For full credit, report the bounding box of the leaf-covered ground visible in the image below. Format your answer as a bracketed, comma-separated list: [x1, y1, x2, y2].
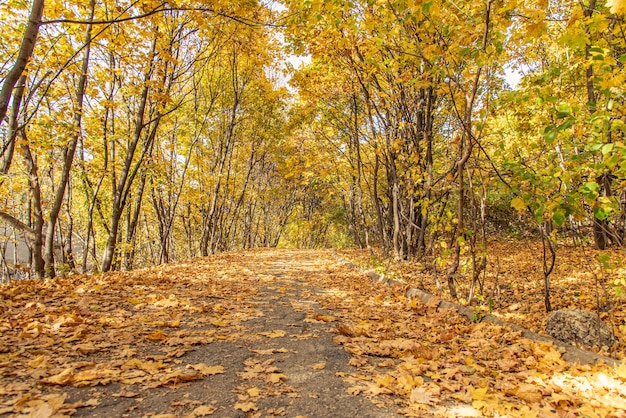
[1, 249, 625, 417]
[338, 239, 626, 361]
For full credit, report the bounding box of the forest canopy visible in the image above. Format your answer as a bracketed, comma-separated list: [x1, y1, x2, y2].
[1, 0, 626, 302]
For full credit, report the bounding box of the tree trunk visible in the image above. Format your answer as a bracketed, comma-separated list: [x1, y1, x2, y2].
[0, 76, 26, 175]
[19, 136, 45, 278]
[0, 0, 44, 127]
[101, 37, 157, 272]
[43, 0, 95, 277]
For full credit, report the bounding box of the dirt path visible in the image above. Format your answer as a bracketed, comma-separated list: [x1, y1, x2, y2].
[1, 249, 625, 417]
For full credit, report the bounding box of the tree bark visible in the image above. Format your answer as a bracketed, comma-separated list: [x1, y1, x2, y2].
[101, 37, 157, 272]
[0, 0, 44, 126]
[43, 0, 95, 277]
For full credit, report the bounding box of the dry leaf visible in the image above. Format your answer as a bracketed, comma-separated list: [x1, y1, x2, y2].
[313, 313, 336, 322]
[509, 383, 543, 403]
[268, 373, 286, 383]
[425, 296, 441, 309]
[311, 361, 326, 370]
[43, 368, 74, 385]
[188, 364, 225, 376]
[259, 330, 286, 338]
[74, 342, 98, 355]
[409, 387, 438, 405]
[29, 403, 54, 418]
[28, 355, 49, 369]
[247, 387, 261, 397]
[234, 402, 258, 412]
[186, 405, 217, 417]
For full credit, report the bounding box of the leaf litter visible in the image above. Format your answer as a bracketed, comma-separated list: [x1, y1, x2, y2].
[0, 248, 624, 417]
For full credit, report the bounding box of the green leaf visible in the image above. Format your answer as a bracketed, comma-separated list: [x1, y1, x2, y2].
[556, 104, 571, 118]
[543, 126, 557, 144]
[593, 206, 609, 221]
[553, 210, 565, 226]
[601, 143, 614, 155]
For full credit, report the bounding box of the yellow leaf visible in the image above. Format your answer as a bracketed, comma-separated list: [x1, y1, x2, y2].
[30, 393, 68, 418]
[210, 319, 229, 327]
[43, 368, 74, 385]
[375, 374, 395, 389]
[425, 296, 441, 309]
[234, 402, 258, 412]
[312, 361, 326, 370]
[607, 0, 626, 14]
[247, 387, 261, 397]
[313, 313, 336, 322]
[268, 373, 286, 383]
[346, 386, 363, 395]
[511, 197, 527, 212]
[187, 405, 216, 417]
[28, 355, 49, 368]
[74, 370, 100, 382]
[469, 386, 488, 401]
[410, 387, 438, 405]
[29, 403, 54, 418]
[251, 347, 289, 355]
[147, 330, 167, 341]
[260, 330, 286, 338]
[74, 342, 98, 355]
[614, 363, 626, 380]
[188, 364, 224, 376]
[511, 383, 543, 403]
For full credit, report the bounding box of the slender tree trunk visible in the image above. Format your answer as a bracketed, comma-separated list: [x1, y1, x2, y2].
[445, 0, 492, 298]
[19, 136, 44, 278]
[43, 0, 95, 277]
[0, 76, 26, 176]
[123, 173, 147, 270]
[0, 0, 44, 126]
[101, 38, 157, 272]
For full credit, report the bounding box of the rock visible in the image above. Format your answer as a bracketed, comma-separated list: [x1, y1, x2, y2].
[546, 309, 615, 348]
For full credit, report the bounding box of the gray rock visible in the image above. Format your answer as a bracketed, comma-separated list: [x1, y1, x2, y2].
[546, 309, 616, 348]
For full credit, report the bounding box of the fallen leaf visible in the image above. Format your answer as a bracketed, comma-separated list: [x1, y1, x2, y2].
[410, 387, 438, 405]
[268, 373, 286, 383]
[186, 405, 216, 417]
[259, 330, 286, 338]
[312, 361, 326, 370]
[508, 383, 543, 403]
[425, 296, 441, 309]
[43, 368, 74, 385]
[188, 364, 225, 376]
[346, 386, 364, 395]
[28, 355, 49, 369]
[247, 387, 261, 397]
[250, 348, 289, 355]
[313, 313, 336, 322]
[146, 330, 167, 341]
[30, 403, 54, 418]
[210, 318, 229, 327]
[469, 386, 488, 401]
[74, 342, 98, 355]
[234, 402, 257, 412]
